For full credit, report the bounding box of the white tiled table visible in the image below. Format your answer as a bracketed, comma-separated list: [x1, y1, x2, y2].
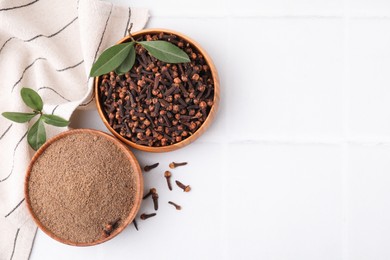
[31, 0, 390, 259]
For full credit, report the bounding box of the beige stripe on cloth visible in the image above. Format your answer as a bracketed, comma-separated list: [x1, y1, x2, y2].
[0, 0, 148, 259]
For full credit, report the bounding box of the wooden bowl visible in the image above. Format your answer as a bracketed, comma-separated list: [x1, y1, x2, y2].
[95, 28, 220, 152]
[24, 129, 143, 246]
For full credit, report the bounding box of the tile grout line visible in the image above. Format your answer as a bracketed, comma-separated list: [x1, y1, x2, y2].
[219, 15, 232, 259]
[217, 9, 233, 257]
[341, 143, 350, 260]
[341, 0, 351, 258]
[151, 12, 390, 19]
[220, 141, 229, 259]
[197, 137, 390, 146]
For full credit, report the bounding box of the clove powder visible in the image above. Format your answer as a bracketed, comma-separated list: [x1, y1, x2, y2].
[28, 132, 138, 244]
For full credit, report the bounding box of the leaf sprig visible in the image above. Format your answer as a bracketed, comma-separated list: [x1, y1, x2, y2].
[90, 36, 190, 77]
[2, 88, 69, 150]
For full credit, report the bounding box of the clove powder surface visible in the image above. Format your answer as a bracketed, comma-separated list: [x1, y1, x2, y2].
[28, 132, 138, 244]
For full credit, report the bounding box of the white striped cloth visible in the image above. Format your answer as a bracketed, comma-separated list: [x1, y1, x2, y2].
[0, 0, 148, 259]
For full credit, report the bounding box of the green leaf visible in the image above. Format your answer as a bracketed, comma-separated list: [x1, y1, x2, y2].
[21, 88, 43, 111]
[90, 42, 134, 77]
[42, 114, 69, 127]
[138, 41, 190, 63]
[2, 112, 37, 123]
[28, 118, 46, 151]
[115, 44, 136, 75]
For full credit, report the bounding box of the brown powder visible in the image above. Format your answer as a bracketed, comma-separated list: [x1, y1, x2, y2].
[28, 132, 137, 244]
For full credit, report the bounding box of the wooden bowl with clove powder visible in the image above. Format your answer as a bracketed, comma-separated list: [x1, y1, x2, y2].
[95, 28, 220, 153]
[24, 129, 143, 246]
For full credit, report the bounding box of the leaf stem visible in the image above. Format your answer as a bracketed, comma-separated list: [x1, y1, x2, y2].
[127, 23, 136, 42]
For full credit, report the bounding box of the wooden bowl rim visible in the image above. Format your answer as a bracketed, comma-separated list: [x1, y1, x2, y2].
[95, 28, 220, 153]
[24, 128, 143, 246]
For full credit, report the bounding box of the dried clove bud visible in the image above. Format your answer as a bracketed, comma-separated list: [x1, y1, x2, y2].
[168, 201, 182, 210]
[175, 180, 191, 192]
[143, 188, 157, 200]
[140, 213, 157, 220]
[152, 191, 159, 210]
[102, 218, 120, 238]
[143, 162, 159, 172]
[133, 219, 139, 231]
[169, 162, 188, 169]
[164, 171, 172, 190]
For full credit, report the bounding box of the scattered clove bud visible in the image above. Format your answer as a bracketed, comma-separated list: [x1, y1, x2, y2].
[133, 219, 139, 231]
[168, 201, 182, 210]
[169, 162, 188, 169]
[102, 218, 120, 238]
[164, 171, 172, 190]
[152, 191, 159, 210]
[175, 180, 191, 192]
[143, 188, 157, 200]
[140, 213, 157, 220]
[143, 162, 159, 172]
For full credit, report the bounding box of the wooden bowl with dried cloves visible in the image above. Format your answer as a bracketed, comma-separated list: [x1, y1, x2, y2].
[94, 28, 220, 152]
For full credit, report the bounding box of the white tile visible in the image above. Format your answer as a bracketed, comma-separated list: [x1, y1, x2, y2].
[69, 107, 108, 132]
[108, 0, 228, 17]
[226, 18, 344, 140]
[227, 0, 342, 15]
[347, 145, 390, 260]
[110, 0, 343, 16]
[225, 143, 343, 260]
[350, 0, 390, 16]
[348, 19, 390, 138]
